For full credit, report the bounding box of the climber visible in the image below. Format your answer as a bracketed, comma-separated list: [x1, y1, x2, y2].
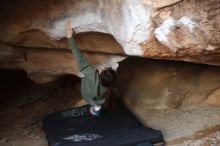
[65, 19, 116, 116]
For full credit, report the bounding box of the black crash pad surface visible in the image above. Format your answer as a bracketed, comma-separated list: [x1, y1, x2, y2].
[43, 105, 163, 146]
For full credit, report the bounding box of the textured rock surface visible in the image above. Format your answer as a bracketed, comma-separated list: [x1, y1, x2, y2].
[117, 57, 220, 110]
[116, 57, 220, 142]
[0, 0, 219, 83]
[0, 32, 125, 83]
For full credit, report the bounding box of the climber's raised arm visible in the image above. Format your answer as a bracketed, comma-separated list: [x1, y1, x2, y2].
[65, 19, 93, 74]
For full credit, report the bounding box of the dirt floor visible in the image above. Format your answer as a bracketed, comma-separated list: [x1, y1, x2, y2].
[0, 97, 85, 146]
[0, 71, 82, 146]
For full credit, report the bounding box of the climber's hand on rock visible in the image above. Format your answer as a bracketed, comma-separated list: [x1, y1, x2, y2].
[65, 19, 74, 38]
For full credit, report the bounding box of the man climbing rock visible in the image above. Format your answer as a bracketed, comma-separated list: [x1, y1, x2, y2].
[65, 19, 116, 116]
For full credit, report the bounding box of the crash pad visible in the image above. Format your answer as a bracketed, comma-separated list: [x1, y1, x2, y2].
[43, 105, 163, 146]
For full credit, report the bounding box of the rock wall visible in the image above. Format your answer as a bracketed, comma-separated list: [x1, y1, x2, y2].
[116, 57, 220, 142]
[0, 0, 219, 83]
[0, 32, 125, 83]
[117, 57, 220, 110]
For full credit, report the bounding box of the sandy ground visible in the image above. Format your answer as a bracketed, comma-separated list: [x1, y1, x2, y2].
[0, 97, 82, 146]
[0, 73, 82, 146]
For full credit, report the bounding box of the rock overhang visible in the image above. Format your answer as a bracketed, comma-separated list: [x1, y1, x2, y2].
[0, 0, 219, 83]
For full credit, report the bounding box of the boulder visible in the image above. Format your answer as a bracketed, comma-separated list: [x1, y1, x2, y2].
[116, 57, 220, 142]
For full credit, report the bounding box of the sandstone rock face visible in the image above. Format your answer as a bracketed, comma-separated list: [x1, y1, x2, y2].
[0, 0, 219, 83]
[116, 57, 220, 142]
